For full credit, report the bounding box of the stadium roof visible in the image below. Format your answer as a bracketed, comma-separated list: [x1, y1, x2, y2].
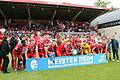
[0, 0, 111, 22]
[91, 9, 120, 25]
[90, 9, 120, 28]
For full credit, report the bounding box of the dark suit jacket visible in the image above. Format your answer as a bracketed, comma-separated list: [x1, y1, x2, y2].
[111, 39, 119, 50]
[9, 37, 18, 51]
[1, 40, 11, 56]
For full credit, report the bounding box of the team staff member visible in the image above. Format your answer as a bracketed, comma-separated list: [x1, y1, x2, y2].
[111, 36, 119, 62]
[0, 34, 4, 70]
[9, 36, 18, 70]
[1, 35, 11, 73]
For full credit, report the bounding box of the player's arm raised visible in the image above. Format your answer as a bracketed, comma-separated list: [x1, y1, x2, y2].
[36, 45, 39, 58]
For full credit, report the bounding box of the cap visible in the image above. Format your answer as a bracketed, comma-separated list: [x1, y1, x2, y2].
[0, 29, 6, 34]
[0, 34, 3, 39]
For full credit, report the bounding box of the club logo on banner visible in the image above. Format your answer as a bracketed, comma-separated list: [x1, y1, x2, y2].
[98, 55, 105, 63]
[30, 60, 38, 70]
[26, 54, 106, 72]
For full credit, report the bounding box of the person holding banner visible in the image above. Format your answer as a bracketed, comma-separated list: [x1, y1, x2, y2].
[45, 41, 57, 63]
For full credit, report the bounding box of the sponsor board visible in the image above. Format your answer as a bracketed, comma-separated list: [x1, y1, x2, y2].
[26, 54, 106, 72]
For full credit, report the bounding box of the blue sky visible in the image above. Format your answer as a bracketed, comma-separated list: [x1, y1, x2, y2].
[38, 0, 120, 8]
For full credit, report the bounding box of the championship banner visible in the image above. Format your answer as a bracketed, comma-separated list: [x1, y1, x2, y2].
[26, 54, 106, 72]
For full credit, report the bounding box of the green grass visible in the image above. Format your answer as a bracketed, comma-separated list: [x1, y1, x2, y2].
[0, 55, 120, 80]
[0, 60, 120, 80]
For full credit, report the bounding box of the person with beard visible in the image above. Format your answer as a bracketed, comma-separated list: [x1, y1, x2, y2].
[1, 35, 11, 73]
[111, 36, 119, 62]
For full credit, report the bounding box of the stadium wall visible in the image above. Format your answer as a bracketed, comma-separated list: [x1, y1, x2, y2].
[99, 25, 120, 36]
[98, 25, 120, 41]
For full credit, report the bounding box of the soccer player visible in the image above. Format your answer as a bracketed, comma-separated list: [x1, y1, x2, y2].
[64, 41, 72, 56]
[90, 39, 98, 54]
[82, 40, 91, 55]
[45, 41, 57, 62]
[38, 42, 45, 58]
[12, 42, 25, 71]
[56, 36, 66, 56]
[76, 42, 83, 55]
[25, 40, 39, 60]
[102, 36, 108, 61]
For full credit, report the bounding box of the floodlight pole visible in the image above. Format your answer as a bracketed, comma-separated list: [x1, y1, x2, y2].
[71, 8, 84, 22]
[0, 8, 8, 26]
[27, 3, 32, 26]
[51, 10, 57, 25]
[51, 6, 59, 25]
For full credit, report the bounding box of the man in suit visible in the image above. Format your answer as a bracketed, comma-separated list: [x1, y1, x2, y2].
[111, 36, 119, 62]
[1, 35, 11, 73]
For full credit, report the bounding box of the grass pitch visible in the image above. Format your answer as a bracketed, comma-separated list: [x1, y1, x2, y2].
[0, 56, 120, 80]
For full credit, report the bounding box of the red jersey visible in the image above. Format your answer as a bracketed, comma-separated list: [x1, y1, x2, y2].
[35, 36, 41, 45]
[14, 44, 24, 54]
[38, 43, 45, 52]
[56, 42, 66, 56]
[57, 42, 66, 51]
[27, 45, 36, 54]
[71, 39, 77, 49]
[65, 43, 72, 52]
